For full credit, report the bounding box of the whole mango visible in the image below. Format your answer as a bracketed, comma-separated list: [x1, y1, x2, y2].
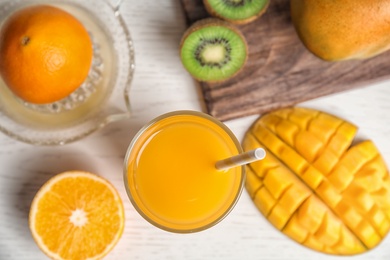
[244, 107, 390, 255]
[290, 0, 390, 61]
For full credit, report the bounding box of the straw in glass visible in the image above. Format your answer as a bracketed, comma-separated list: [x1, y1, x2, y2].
[215, 148, 266, 171]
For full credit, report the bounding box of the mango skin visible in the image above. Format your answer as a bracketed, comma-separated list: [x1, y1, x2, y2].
[290, 0, 390, 61]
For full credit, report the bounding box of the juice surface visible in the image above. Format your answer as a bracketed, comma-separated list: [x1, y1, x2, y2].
[126, 113, 243, 231]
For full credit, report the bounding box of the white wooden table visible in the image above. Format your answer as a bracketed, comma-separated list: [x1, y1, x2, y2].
[1, 0, 390, 259]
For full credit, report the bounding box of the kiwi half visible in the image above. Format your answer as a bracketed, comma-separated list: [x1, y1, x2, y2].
[203, 0, 269, 24]
[180, 18, 248, 83]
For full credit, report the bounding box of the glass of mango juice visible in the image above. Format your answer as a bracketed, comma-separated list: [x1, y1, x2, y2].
[124, 110, 245, 233]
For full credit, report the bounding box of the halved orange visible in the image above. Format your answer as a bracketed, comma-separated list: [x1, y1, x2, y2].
[29, 171, 124, 260]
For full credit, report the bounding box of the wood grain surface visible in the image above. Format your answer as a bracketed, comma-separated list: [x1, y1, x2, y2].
[180, 0, 390, 121]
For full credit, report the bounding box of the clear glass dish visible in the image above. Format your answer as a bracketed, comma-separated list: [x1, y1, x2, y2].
[0, 0, 135, 145]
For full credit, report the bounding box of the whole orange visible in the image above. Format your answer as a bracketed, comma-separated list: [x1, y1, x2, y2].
[0, 5, 93, 104]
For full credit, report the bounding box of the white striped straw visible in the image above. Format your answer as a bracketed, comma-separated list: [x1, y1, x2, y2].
[215, 148, 266, 171]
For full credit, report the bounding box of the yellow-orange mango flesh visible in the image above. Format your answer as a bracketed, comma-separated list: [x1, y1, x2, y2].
[243, 107, 390, 255]
[290, 0, 390, 61]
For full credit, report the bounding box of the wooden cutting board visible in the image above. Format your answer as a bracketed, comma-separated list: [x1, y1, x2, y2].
[180, 0, 390, 121]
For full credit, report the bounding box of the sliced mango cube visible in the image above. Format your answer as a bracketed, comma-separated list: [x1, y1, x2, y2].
[327, 122, 357, 157]
[303, 235, 325, 252]
[316, 180, 342, 209]
[331, 228, 365, 255]
[268, 204, 293, 230]
[368, 205, 386, 231]
[327, 164, 354, 191]
[286, 107, 319, 129]
[253, 187, 277, 216]
[263, 168, 293, 199]
[334, 200, 363, 230]
[297, 196, 326, 233]
[245, 167, 263, 199]
[313, 213, 341, 247]
[354, 220, 381, 249]
[301, 166, 324, 189]
[283, 213, 309, 243]
[275, 118, 300, 147]
[278, 185, 311, 216]
[313, 148, 340, 175]
[343, 183, 375, 212]
[308, 113, 342, 143]
[295, 131, 324, 163]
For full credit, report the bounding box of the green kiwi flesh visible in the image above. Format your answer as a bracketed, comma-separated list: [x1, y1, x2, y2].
[204, 0, 269, 24]
[180, 19, 247, 82]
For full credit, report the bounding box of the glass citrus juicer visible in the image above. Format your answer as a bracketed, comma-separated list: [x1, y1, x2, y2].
[0, 0, 135, 145]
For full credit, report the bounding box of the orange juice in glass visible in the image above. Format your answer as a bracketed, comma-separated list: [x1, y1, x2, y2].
[124, 110, 245, 233]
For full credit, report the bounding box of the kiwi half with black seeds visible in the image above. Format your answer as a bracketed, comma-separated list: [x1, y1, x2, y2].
[203, 0, 269, 24]
[180, 18, 248, 82]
